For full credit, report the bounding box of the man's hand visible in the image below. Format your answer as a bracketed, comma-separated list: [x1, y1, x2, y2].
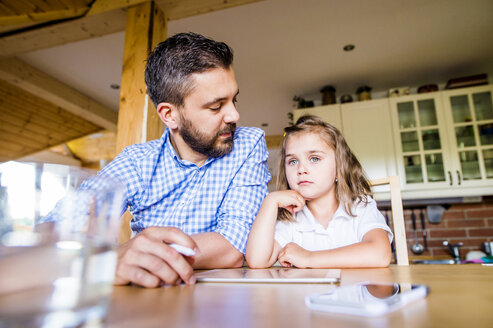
[278, 242, 311, 268]
[114, 227, 199, 288]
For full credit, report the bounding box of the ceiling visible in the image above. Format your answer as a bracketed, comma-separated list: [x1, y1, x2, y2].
[0, 0, 261, 163]
[2, 0, 493, 163]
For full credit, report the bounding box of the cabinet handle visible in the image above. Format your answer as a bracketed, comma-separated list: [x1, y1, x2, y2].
[456, 170, 462, 185]
[448, 171, 453, 185]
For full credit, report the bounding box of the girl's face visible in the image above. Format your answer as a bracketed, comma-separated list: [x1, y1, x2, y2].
[284, 132, 337, 201]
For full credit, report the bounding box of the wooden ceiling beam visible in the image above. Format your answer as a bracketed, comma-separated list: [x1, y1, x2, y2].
[0, 0, 93, 33]
[66, 131, 117, 163]
[0, 6, 88, 28]
[0, 58, 118, 131]
[86, 0, 150, 15]
[0, 78, 102, 162]
[154, 0, 263, 20]
[0, 8, 127, 58]
[0, 0, 264, 57]
[18, 149, 82, 167]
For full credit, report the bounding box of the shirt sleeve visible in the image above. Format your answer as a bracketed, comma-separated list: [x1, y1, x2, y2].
[82, 148, 144, 216]
[356, 199, 394, 244]
[214, 134, 271, 254]
[38, 147, 143, 224]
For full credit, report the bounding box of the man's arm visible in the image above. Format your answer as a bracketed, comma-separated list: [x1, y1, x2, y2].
[191, 232, 244, 268]
[209, 129, 271, 266]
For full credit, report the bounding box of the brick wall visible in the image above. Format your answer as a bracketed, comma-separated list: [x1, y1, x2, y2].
[382, 196, 493, 260]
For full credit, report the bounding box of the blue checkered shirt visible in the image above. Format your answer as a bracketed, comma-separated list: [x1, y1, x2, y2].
[82, 127, 270, 253]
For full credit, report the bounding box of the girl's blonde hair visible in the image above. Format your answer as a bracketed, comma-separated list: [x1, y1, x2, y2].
[277, 115, 372, 221]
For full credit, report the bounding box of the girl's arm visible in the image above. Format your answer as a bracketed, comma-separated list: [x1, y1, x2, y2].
[245, 190, 305, 268]
[278, 228, 391, 268]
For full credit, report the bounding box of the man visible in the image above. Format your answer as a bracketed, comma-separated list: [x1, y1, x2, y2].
[81, 33, 270, 287]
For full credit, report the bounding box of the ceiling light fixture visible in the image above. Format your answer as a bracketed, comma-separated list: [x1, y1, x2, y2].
[343, 44, 355, 52]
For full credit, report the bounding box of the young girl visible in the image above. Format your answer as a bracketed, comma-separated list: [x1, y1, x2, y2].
[246, 115, 392, 268]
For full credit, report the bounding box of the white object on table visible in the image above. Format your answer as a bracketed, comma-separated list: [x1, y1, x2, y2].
[169, 243, 196, 256]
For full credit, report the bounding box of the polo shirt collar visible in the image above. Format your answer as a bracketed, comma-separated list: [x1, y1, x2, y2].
[296, 203, 352, 233]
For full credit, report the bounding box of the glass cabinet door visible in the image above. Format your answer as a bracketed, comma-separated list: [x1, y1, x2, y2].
[395, 98, 447, 184]
[448, 89, 493, 182]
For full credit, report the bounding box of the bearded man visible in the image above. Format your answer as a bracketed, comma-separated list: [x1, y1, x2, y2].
[80, 32, 270, 287]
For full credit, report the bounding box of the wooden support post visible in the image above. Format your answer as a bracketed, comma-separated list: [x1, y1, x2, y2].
[116, 1, 166, 153]
[117, 1, 167, 243]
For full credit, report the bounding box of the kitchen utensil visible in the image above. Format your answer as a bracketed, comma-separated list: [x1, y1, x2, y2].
[419, 209, 428, 251]
[482, 241, 493, 256]
[426, 205, 445, 224]
[411, 210, 424, 255]
[443, 241, 462, 262]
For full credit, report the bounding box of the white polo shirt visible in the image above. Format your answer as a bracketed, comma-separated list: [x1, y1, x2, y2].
[274, 198, 393, 251]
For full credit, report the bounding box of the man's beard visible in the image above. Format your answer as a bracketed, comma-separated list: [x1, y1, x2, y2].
[178, 115, 236, 158]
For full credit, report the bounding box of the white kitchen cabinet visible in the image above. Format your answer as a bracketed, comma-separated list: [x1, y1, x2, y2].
[389, 92, 452, 189]
[390, 85, 493, 198]
[291, 84, 493, 200]
[341, 99, 397, 183]
[441, 85, 493, 187]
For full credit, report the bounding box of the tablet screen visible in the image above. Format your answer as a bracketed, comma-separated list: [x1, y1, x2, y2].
[195, 268, 340, 283]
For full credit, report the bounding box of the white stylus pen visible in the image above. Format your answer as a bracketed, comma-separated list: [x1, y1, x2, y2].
[169, 243, 196, 256]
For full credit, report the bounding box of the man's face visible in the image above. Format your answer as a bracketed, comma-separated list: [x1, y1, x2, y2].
[177, 67, 240, 158]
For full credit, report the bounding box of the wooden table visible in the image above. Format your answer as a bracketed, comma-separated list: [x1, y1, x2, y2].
[107, 265, 493, 328]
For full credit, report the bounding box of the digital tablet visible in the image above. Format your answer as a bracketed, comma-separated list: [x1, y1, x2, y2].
[195, 268, 341, 283]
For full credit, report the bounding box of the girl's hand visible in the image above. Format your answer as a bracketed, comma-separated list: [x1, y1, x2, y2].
[278, 243, 311, 268]
[266, 190, 305, 214]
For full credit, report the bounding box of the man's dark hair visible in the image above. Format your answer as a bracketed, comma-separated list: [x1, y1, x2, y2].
[145, 32, 234, 107]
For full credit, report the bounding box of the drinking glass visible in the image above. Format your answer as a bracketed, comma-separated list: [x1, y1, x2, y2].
[0, 162, 124, 327]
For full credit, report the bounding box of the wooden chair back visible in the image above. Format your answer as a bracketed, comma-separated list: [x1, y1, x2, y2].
[370, 176, 409, 266]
